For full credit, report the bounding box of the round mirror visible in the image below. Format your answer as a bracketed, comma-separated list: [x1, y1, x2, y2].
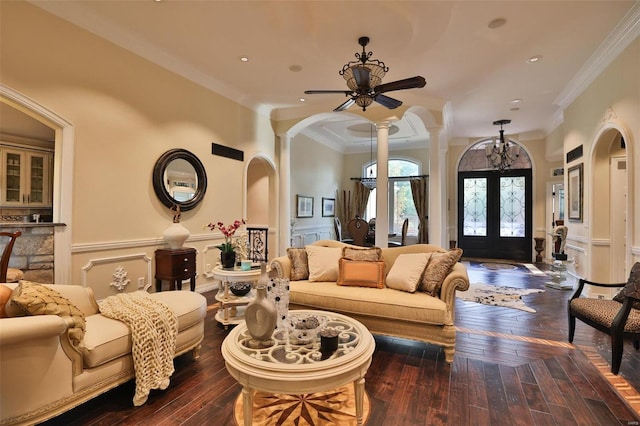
[153, 149, 207, 212]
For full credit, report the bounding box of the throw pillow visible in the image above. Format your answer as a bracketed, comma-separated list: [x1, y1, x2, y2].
[305, 246, 342, 282]
[420, 248, 463, 297]
[287, 248, 309, 281]
[7, 281, 86, 346]
[342, 246, 382, 262]
[337, 258, 385, 288]
[386, 253, 432, 293]
[613, 262, 640, 307]
[0, 284, 12, 318]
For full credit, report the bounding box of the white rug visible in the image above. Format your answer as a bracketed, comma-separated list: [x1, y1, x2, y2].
[457, 282, 545, 313]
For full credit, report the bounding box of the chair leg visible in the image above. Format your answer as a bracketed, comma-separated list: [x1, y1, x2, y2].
[611, 332, 624, 375]
[634, 336, 640, 350]
[568, 313, 576, 343]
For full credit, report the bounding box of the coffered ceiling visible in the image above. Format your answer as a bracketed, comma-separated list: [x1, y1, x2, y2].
[21, 1, 640, 153]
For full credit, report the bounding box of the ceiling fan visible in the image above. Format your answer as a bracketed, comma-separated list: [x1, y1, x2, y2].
[304, 36, 426, 112]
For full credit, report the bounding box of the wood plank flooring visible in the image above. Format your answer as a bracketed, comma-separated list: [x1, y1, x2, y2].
[42, 260, 640, 425]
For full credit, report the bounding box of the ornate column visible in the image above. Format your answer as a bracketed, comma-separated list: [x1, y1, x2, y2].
[278, 133, 291, 255]
[375, 121, 390, 248]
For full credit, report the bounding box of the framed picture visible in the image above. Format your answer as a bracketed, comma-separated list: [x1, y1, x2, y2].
[568, 163, 583, 221]
[321, 197, 335, 217]
[296, 195, 314, 218]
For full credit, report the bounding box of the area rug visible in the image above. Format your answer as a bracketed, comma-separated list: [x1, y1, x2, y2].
[234, 382, 370, 426]
[480, 262, 518, 271]
[457, 282, 545, 313]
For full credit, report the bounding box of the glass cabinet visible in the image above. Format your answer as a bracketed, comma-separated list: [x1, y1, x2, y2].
[1, 146, 52, 207]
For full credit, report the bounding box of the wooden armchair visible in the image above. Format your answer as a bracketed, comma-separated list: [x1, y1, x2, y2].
[568, 262, 640, 374]
[0, 231, 23, 283]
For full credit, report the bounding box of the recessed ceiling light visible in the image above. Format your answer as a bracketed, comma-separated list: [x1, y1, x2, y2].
[488, 18, 506, 29]
[289, 65, 303, 72]
[511, 98, 522, 104]
[527, 55, 542, 63]
[299, 98, 306, 102]
[240, 57, 249, 62]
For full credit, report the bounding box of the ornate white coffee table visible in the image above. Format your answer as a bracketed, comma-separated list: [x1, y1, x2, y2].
[221, 310, 375, 426]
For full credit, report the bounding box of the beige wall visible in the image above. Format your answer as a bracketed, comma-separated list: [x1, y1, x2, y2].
[1, 2, 276, 297]
[290, 134, 343, 245]
[562, 37, 640, 282]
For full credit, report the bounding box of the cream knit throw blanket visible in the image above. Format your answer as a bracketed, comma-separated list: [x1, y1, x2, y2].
[99, 291, 178, 406]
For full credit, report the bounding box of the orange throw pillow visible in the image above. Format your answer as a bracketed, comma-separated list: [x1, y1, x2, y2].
[337, 258, 385, 288]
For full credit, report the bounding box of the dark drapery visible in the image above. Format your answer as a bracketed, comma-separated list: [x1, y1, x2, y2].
[410, 177, 428, 243]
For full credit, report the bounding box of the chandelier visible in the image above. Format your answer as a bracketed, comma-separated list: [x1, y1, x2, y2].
[339, 37, 388, 111]
[486, 119, 518, 172]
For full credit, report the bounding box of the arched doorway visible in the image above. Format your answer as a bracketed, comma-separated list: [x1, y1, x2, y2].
[590, 127, 629, 283]
[457, 139, 533, 261]
[245, 154, 277, 261]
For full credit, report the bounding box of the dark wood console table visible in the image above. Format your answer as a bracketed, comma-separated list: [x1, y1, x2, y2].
[155, 247, 196, 291]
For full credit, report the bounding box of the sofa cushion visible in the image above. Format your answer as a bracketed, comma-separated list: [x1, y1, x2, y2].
[420, 248, 463, 296]
[81, 290, 206, 368]
[289, 280, 447, 325]
[342, 246, 382, 261]
[306, 246, 342, 282]
[287, 248, 309, 281]
[0, 284, 12, 318]
[5, 281, 86, 346]
[337, 258, 385, 288]
[386, 253, 432, 293]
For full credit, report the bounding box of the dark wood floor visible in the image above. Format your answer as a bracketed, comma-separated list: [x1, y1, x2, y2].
[42, 261, 640, 425]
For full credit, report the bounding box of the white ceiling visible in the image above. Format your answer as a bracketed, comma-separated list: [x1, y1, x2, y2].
[21, 1, 640, 153]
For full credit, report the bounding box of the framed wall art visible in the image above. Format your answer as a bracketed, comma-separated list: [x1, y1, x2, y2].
[568, 163, 583, 221]
[296, 195, 314, 218]
[321, 197, 335, 217]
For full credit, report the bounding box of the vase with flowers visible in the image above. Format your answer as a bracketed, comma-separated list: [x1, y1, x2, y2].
[206, 219, 246, 269]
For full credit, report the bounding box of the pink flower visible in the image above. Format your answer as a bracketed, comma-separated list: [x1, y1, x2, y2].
[206, 219, 246, 252]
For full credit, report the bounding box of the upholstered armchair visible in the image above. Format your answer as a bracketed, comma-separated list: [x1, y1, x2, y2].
[568, 262, 640, 374]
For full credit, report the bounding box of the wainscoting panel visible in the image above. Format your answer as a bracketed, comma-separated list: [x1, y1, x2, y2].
[81, 253, 152, 301]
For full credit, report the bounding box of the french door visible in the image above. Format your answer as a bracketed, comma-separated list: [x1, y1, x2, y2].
[457, 169, 532, 261]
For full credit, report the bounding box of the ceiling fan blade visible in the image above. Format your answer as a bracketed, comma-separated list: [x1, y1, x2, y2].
[374, 94, 403, 109]
[352, 66, 371, 90]
[374, 76, 426, 94]
[334, 98, 356, 112]
[304, 90, 352, 95]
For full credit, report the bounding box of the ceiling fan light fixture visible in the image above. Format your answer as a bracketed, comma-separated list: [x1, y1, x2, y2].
[355, 95, 374, 109]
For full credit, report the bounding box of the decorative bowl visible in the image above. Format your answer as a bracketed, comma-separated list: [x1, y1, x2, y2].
[287, 313, 327, 344]
[229, 282, 252, 297]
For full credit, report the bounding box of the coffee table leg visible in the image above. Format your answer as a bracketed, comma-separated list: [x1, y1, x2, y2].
[242, 386, 254, 426]
[354, 377, 365, 426]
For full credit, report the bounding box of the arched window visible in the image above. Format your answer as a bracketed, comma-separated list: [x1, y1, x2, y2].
[365, 159, 420, 235]
[459, 139, 531, 171]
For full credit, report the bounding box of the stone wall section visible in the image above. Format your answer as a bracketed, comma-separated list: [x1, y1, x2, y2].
[1, 225, 54, 283]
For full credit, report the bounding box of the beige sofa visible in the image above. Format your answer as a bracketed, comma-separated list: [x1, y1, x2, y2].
[0, 284, 207, 426]
[270, 240, 469, 363]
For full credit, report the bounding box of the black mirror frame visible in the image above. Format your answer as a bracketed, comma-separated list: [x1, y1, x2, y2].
[153, 148, 208, 212]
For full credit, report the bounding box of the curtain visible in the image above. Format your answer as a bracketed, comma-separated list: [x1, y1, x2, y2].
[335, 189, 352, 238]
[410, 177, 428, 243]
[353, 181, 371, 219]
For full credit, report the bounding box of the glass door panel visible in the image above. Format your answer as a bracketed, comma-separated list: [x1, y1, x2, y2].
[4, 152, 22, 203]
[29, 155, 45, 203]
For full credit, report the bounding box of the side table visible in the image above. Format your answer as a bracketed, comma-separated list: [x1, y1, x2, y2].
[212, 265, 262, 329]
[155, 247, 196, 291]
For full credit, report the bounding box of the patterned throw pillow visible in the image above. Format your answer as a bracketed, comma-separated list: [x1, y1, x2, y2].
[342, 246, 382, 262]
[337, 258, 386, 288]
[613, 262, 640, 307]
[6, 281, 86, 346]
[386, 253, 432, 293]
[420, 248, 463, 297]
[287, 248, 309, 281]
